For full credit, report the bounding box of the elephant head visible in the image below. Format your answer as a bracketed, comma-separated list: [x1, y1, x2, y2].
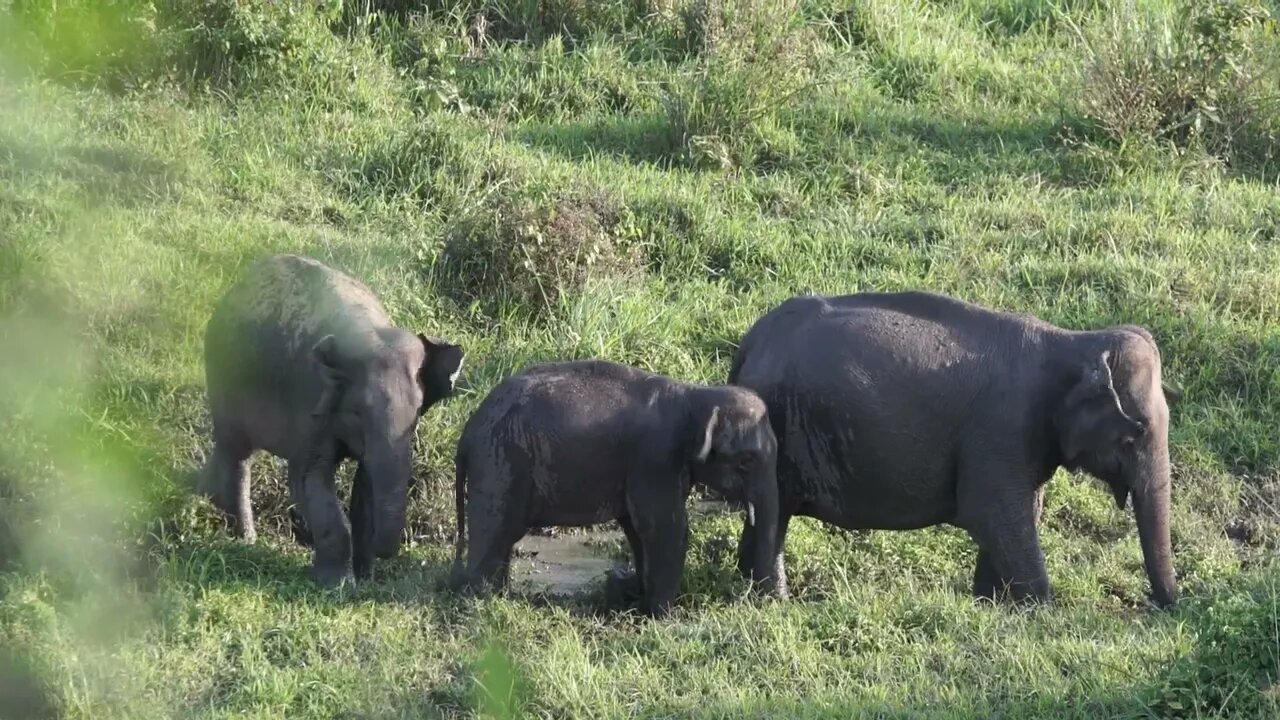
[1056, 327, 1178, 608]
[687, 387, 780, 589]
[313, 330, 464, 558]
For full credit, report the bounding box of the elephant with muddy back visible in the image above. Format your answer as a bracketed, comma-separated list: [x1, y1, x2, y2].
[451, 359, 778, 617]
[200, 254, 464, 588]
[729, 290, 1179, 608]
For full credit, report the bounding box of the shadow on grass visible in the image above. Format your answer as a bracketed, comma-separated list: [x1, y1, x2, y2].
[0, 136, 186, 204]
[515, 114, 677, 169]
[825, 106, 1117, 190]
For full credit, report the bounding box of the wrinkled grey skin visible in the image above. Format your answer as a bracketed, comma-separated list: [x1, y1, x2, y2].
[730, 291, 1179, 608]
[200, 254, 464, 588]
[452, 360, 778, 618]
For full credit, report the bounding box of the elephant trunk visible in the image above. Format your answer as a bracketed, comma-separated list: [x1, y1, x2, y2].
[367, 440, 411, 559]
[746, 463, 780, 593]
[1131, 446, 1177, 608]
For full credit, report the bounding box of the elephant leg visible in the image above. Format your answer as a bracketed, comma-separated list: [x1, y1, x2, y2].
[289, 504, 312, 548]
[628, 483, 689, 618]
[737, 510, 792, 599]
[972, 549, 1001, 602]
[969, 485, 1046, 604]
[957, 457, 1050, 605]
[288, 455, 352, 589]
[350, 463, 375, 582]
[464, 528, 520, 595]
[202, 428, 255, 543]
[605, 515, 645, 607]
[460, 508, 523, 596]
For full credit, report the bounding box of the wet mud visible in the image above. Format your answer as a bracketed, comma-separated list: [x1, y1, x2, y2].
[508, 500, 737, 596]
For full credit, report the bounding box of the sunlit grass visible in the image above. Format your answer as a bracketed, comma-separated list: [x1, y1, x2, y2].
[1, 0, 1278, 718]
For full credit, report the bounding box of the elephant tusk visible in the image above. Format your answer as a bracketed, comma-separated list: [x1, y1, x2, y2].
[747, 501, 756, 527]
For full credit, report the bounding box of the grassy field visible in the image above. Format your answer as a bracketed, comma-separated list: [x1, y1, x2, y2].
[2, 0, 1279, 717]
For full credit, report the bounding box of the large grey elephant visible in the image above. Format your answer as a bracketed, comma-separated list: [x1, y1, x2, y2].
[451, 359, 778, 618]
[201, 254, 464, 588]
[729, 290, 1179, 608]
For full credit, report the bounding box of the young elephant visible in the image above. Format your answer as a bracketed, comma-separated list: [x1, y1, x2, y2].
[730, 290, 1179, 608]
[201, 254, 464, 588]
[451, 359, 779, 617]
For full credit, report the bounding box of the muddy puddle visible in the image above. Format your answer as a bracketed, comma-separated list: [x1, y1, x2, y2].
[509, 499, 737, 596]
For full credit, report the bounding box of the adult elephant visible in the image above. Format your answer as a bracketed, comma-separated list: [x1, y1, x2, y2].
[729, 290, 1179, 608]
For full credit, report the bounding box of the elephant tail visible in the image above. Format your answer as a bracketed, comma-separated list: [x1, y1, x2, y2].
[451, 443, 467, 581]
[728, 332, 753, 385]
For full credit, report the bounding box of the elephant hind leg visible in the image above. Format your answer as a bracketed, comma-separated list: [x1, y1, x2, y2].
[460, 524, 522, 596]
[201, 428, 255, 543]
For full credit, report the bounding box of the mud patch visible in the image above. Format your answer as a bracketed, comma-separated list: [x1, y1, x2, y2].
[508, 501, 738, 596]
[510, 527, 625, 597]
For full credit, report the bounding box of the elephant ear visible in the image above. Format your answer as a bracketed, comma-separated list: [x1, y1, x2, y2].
[418, 334, 465, 405]
[311, 334, 346, 418]
[1059, 351, 1144, 468]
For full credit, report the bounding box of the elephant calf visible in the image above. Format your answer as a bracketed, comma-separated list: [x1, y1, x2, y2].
[731, 290, 1179, 608]
[451, 359, 779, 618]
[201, 253, 464, 588]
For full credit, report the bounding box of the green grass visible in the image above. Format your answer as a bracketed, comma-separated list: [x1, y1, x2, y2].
[1, 0, 1279, 717]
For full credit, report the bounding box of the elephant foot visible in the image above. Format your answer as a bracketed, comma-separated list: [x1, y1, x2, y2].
[353, 557, 374, 583]
[745, 570, 788, 599]
[290, 507, 313, 548]
[972, 580, 1052, 609]
[312, 562, 356, 591]
[604, 568, 644, 608]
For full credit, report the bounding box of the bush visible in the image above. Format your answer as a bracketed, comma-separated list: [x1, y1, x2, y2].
[438, 185, 643, 318]
[1, 0, 161, 89]
[661, 0, 823, 169]
[155, 0, 352, 90]
[1075, 0, 1280, 176]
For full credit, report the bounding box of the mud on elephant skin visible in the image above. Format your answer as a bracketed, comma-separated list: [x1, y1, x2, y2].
[199, 253, 464, 588]
[450, 359, 779, 618]
[730, 290, 1180, 609]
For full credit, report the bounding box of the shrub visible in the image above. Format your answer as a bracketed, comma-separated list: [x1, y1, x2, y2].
[1074, 0, 1280, 177]
[1, 0, 161, 89]
[1152, 571, 1280, 717]
[438, 186, 643, 318]
[155, 0, 348, 90]
[661, 0, 823, 169]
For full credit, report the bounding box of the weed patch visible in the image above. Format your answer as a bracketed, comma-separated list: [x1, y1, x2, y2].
[438, 185, 643, 318]
[1074, 0, 1280, 180]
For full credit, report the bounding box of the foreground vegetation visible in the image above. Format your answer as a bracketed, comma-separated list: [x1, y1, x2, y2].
[1, 0, 1278, 717]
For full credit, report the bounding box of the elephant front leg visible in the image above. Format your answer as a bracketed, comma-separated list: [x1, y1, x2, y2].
[628, 486, 689, 619]
[964, 502, 1050, 605]
[289, 456, 353, 589]
[605, 515, 646, 608]
[973, 484, 1049, 602]
[972, 549, 1001, 601]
